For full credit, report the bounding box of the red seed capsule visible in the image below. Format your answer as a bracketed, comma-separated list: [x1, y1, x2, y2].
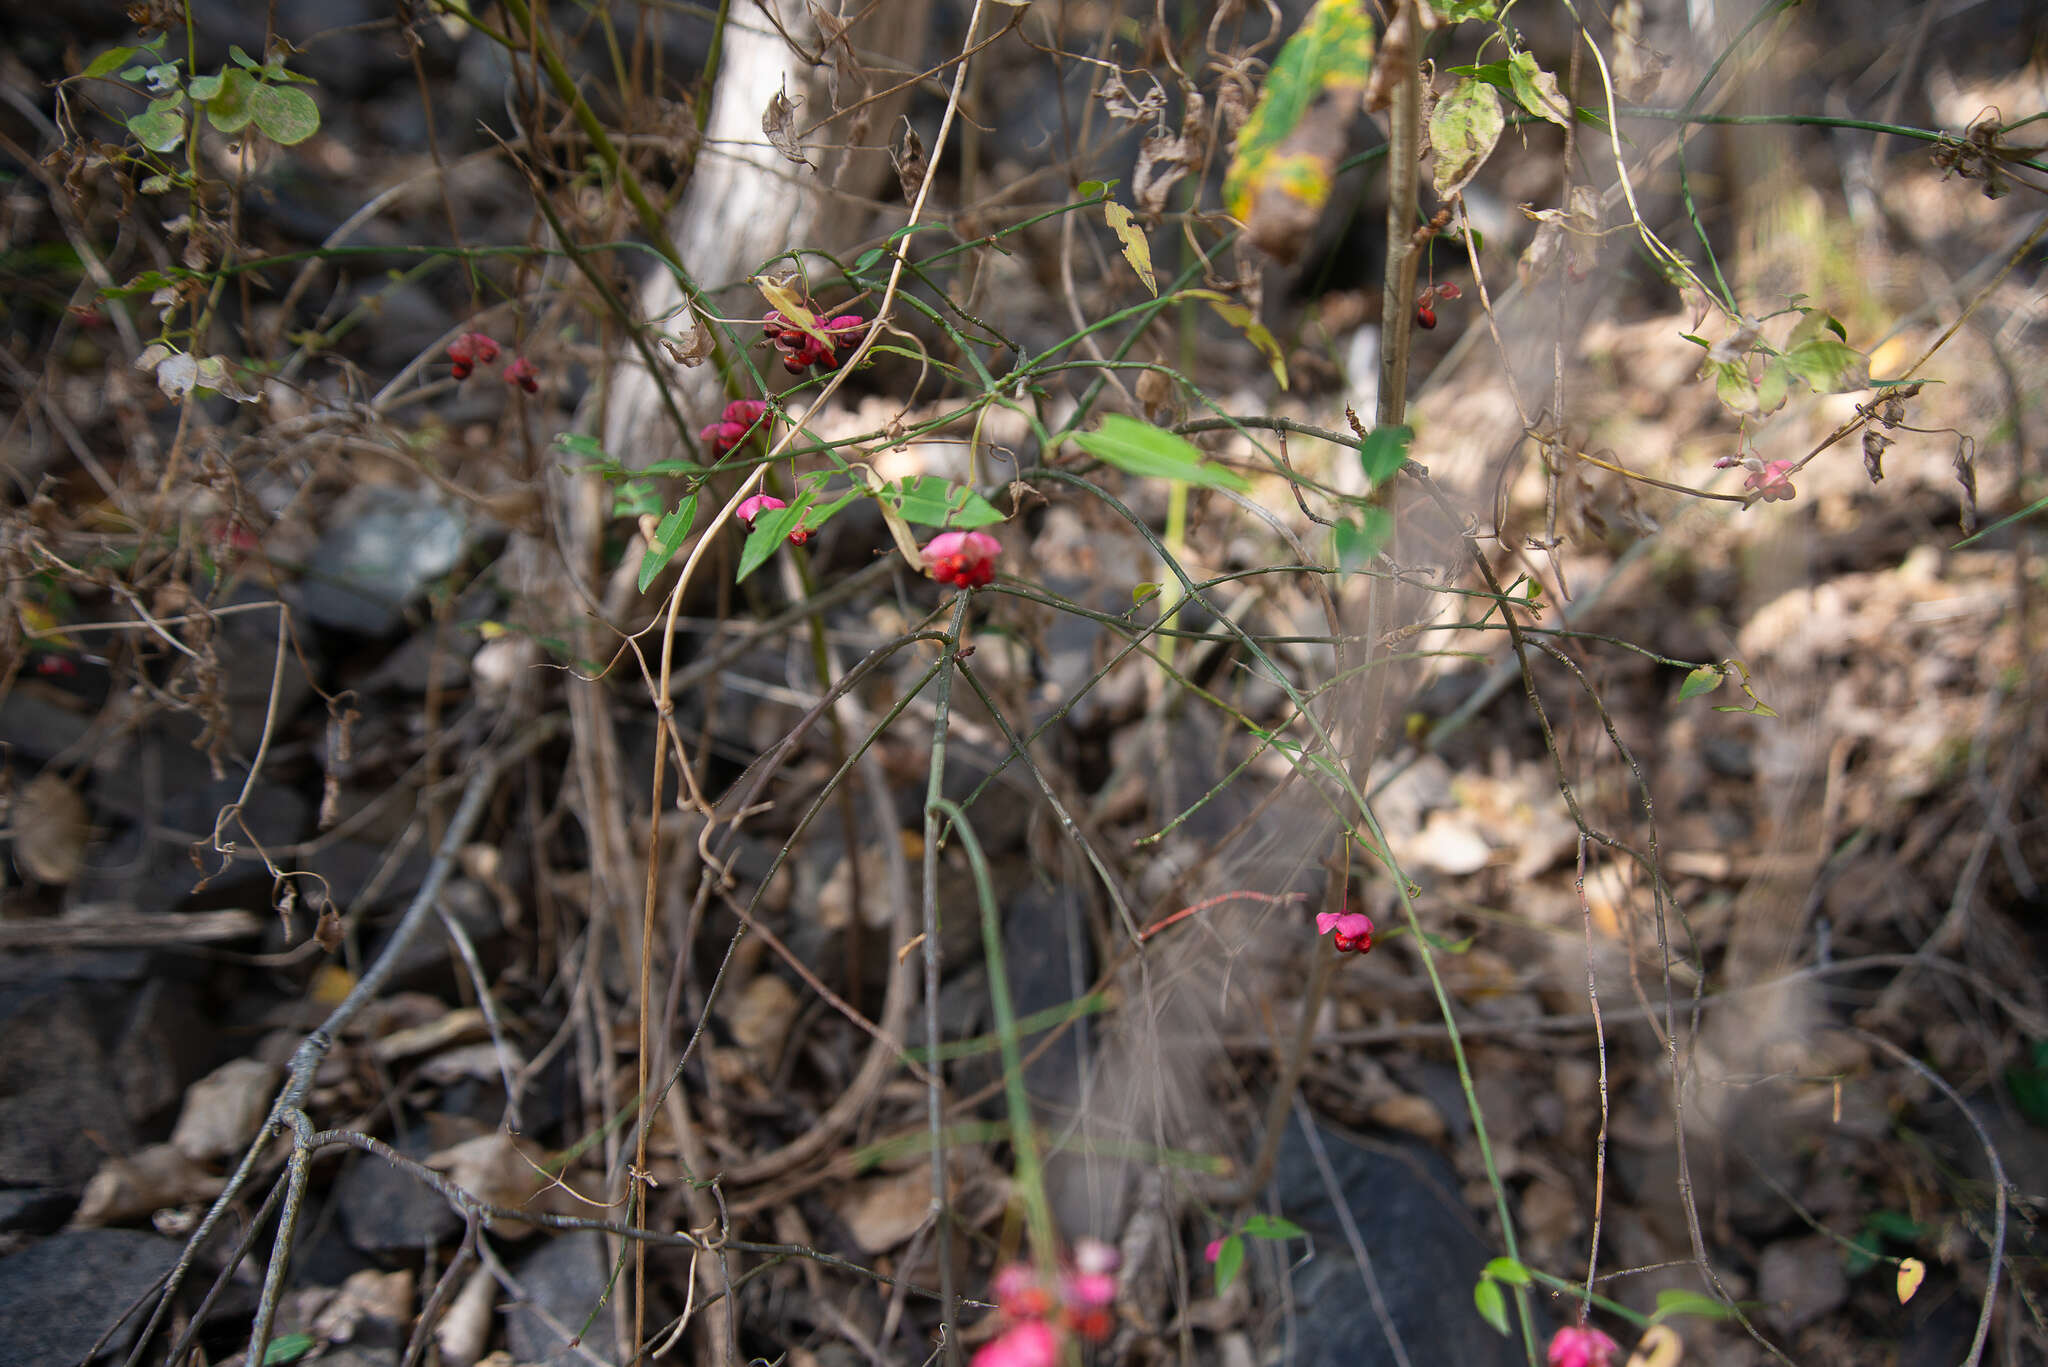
[1415, 304, 1437, 330]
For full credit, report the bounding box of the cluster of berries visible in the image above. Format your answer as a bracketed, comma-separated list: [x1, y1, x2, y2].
[763, 310, 866, 374]
[700, 399, 769, 458]
[1414, 281, 1462, 331]
[972, 1241, 1119, 1367]
[920, 530, 1000, 589]
[446, 331, 540, 392]
[1316, 909, 1375, 955]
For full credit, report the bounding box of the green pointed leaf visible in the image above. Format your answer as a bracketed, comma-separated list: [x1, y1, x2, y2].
[1072, 414, 1251, 492]
[1242, 1214, 1306, 1241]
[229, 44, 260, 69]
[249, 82, 319, 145]
[883, 474, 1004, 529]
[637, 494, 699, 593]
[1676, 665, 1724, 702]
[1483, 1257, 1532, 1286]
[1214, 1235, 1246, 1293]
[1954, 489, 2048, 547]
[1357, 423, 1412, 486]
[84, 46, 139, 78]
[1473, 1276, 1510, 1335]
[554, 432, 611, 464]
[128, 98, 187, 153]
[1652, 1288, 1736, 1322]
[204, 68, 257, 133]
[1428, 0, 1497, 19]
[1507, 51, 1570, 127]
[1222, 0, 1377, 243]
[736, 494, 814, 585]
[261, 1332, 317, 1365]
[1430, 77, 1504, 197]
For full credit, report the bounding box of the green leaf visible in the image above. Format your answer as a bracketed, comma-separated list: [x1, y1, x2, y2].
[1214, 1234, 1246, 1293]
[1781, 337, 1869, 393]
[261, 1332, 317, 1365]
[1357, 423, 1412, 486]
[1072, 414, 1251, 492]
[637, 495, 698, 593]
[554, 432, 609, 462]
[1132, 581, 1160, 604]
[1332, 506, 1393, 567]
[1652, 1288, 1736, 1323]
[188, 71, 224, 101]
[128, 98, 187, 153]
[1076, 179, 1110, 199]
[1483, 1257, 1532, 1286]
[612, 478, 662, 519]
[1446, 60, 1516, 90]
[1676, 665, 1724, 702]
[139, 173, 174, 194]
[1865, 1209, 1927, 1241]
[1507, 51, 1570, 127]
[1429, 0, 1497, 19]
[1103, 200, 1156, 296]
[1754, 356, 1792, 414]
[641, 457, 703, 477]
[883, 474, 1004, 529]
[249, 82, 319, 145]
[1473, 1276, 1510, 1335]
[1222, 0, 1377, 242]
[84, 46, 138, 78]
[1430, 77, 1504, 197]
[1421, 930, 1475, 953]
[736, 496, 812, 585]
[229, 44, 260, 69]
[205, 69, 257, 133]
[1242, 1214, 1306, 1241]
[1712, 359, 1758, 414]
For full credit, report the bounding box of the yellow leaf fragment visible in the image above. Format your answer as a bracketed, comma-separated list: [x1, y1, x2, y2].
[1625, 1323, 1683, 1367]
[753, 276, 834, 351]
[1103, 201, 1157, 296]
[1897, 1257, 1925, 1304]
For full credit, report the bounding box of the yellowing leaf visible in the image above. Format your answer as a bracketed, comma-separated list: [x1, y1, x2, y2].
[1624, 1323, 1683, 1367]
[1430, 76, 1504, 197]
[1187, 292, 1288, 388]
[753, 277, 835, 352]
[1896, 1257, 1925, 1304]
[1222, 0, 1376, 262]
[310, 963, 357, 1005]
[1103, 201, 1157, 296]
[1507, 52, 1571, 127]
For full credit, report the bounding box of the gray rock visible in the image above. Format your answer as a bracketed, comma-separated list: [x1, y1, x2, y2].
[505, 1231, 621, 1364]
[1756, 1236, 1848, 1334]
[1275, 1119, 1532, 1367]
[302, 485, 469, 636]
[332, 1130, 465, 1254]
[0, 984, 133, 1188]
[0, 1189, 74, 1234]
[0, 1228, 183, 1365]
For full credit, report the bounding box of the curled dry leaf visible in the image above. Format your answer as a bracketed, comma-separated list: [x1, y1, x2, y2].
[426, 1130, 553, 1238]
[1098, 71, 1166, 125]
[1133, 90, 1206, 217]
[660, 315, 715, 368]
[13, 769, 90, 884]
[762, 79, 813, 168]
[891, 117, 927, 207]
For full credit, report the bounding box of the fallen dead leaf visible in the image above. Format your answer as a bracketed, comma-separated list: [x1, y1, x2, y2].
[75, 1143, 226, 1225]
[171, 1056, 281, 1161]
[12, 770, 90, 884]
[833, 1170, 934, 1252]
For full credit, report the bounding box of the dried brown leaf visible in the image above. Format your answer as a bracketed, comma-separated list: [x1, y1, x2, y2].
[13, 770, 89, 884]
[763, 80, 813, 168]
